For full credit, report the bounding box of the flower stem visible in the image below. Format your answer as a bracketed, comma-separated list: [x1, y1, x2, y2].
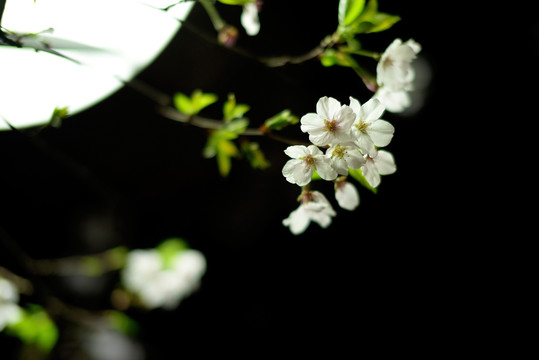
[199, 0, 226, 31]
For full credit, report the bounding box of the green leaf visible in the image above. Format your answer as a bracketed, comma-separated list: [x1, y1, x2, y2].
[106, 310, 139, 336]
[363, 12, 400, 33]
[216, 140, 239, 177]
[156, 238, 188, 269]
[191, 89, 219, 113]
[320, 48, 358, 68]
[241, 141, 270, 169]
[340, 0, 400, 35]
[263, 109, 299, 131]
[339, 0, 366, 26]
[49, 106, 68, 128]
[217, 0, 252, 5]
[348, 167, 377, 194]
[223, 93, 250, 122]
[173, 90, 218, 116]
[173, 92, 193, 115]
[7, 305, 58, 353]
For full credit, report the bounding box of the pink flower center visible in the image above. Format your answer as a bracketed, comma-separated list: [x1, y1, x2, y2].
[324, 119, 338, 133]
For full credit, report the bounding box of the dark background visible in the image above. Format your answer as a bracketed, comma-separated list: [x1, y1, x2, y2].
[1, 0, 536, 357]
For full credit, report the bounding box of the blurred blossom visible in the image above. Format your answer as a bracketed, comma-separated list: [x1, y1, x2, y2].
[122, 248, 206, 310]
[241, 1, 261, 36]
[0, 277, 23, 331]
[375, 38, 422, 113]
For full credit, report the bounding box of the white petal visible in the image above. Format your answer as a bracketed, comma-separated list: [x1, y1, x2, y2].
[306, 145, 324, 156]
[374, 150, 397, 175]
[368, 119, 394, 147]
[335, 182, 360, 211]
[346, 148, 365, 169]
[241, 2, 260, 36]
[314, 157, 338, 181]
[282, 159, 312, 186]
[362, 98, 385, 124]
[375, 87, 411, 113]
[362, 157, 381, 188]
[355, 132, 376, 157]
[316, 96, 341, 120]
[300, 113, 323, 134]
[349, 96, 361, 116]
[335, 105, 355, 130]
[284, 145, 308, 159]
[330, 157, 349, 175]
[283, 205, 310, 235]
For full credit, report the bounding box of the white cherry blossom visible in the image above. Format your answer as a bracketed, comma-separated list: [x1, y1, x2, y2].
[326, 143, 365, 175]
[283, 190, 336, 235]
[282, 145, 337, 186]
[122, 248, 206, 310]
[361, 150, 397, 188]
[300, 96, 355, 146]
[349, 97, 394, 156]
[375, 38, 421, 113]
[334, 179, 360, 211]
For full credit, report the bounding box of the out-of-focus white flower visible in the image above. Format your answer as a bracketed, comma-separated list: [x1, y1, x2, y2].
[349, 97, 394, 156]
[122, 248, 206, 310]
[361, 150, 397, 188]
[283, 190, 336, 235]
[300, 96, 355, 147]
[241, 1, 261, 36]
[0, 277, 23, 331]
[326, 143, 365, 175]
[334, 179, 360, 211]
[375, 38, 421, 113]
[282, 145, 337, 186]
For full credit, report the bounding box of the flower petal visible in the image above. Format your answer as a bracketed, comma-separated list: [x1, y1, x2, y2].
[316, 96, 341, 120]
[283, 205, 311, 235]
[368, 119, 394, 147]
[362, 98, 385, 124]
[314, 157, 338, 181]
[362, 157, 381, 188]
[284, 145, 308, 159]
[300, 113, 322, 134]
[374, 150, 397, 175]
[335, 182, 360, 211]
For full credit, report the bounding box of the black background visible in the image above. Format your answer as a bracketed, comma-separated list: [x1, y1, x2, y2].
[1, 0, 536, 357]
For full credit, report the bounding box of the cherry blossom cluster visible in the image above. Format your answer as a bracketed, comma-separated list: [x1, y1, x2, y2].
[121, 243, 206, 310]
[281, 38, 421, 235]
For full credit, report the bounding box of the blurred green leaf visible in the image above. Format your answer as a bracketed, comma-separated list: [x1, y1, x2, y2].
[338, 0, 366, 26]
[7, 305, 58, 353]
[217, 0, 252, 5]
[106, 310, 139, 336]
[223, 93, 250, 122]
[320, 48, 358, 68]
[263, 109, 299, 131]
[156, 238, 188, 269]
[49, 106, 68, 128]
[173, 90, 218, 116]
[348, 167, 377, 194]
[241, 141, 270, 169]
[339, 0, 400, 35]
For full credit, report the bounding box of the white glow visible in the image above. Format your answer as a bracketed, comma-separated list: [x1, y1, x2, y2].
[0, 0, 194, 130]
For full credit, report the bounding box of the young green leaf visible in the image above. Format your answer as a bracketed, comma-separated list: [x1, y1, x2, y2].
[223, 93, 250, 122]
[338, 0, 366, 26]
[241, 141, 270, 169]
[7, 305, 58, 353]
[217, 0, 252, 5]
[263, 109, 299, 131]
[173, 90, 218, 116]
